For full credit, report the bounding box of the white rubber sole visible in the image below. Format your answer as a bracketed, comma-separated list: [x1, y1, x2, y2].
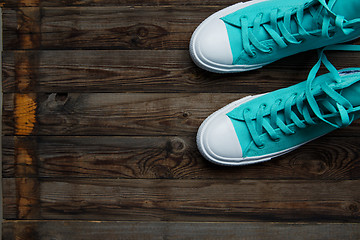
[196, 94, 303, 166]
[189, 0, 268, 73]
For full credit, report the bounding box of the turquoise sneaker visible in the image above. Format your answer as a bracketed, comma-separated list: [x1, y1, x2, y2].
[190, 0, 360, 73]
[197, 45, 360, 166]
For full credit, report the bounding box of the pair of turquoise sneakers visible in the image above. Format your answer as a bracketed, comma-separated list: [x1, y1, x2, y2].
[190, 0, 360, 166]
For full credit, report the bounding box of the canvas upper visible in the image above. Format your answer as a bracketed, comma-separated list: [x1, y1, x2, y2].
[228, 68, 360, 158]
[190, 0, 360, 73]
[196, 45, 360, 166]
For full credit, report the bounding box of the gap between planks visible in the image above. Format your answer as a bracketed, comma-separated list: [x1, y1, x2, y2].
[3, 220, 360, 240]
[2, 0, 241, 8]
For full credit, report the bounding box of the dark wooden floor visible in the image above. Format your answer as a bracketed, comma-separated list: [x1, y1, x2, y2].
[2, 0, 360, 239]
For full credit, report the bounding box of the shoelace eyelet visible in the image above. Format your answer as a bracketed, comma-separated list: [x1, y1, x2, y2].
[297, 37, 306, 43]
[249, 52, 257, 58]
[267, 47, 273, 54]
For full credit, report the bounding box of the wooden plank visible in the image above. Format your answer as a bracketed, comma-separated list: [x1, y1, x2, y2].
[1, 92, 244, 136]
[3, 178, 360, 221]
[2, 6, 216, 50]
[3, 0, 239, 8]
[4, 49, 360, 93]
[3, 135, 360, 180]
[4, 92, 360, 136]
[4, 7, 360, 51]
[2, 50, 319, 93]
[3, 8, 41, 50]
[3, 221, 360, 240]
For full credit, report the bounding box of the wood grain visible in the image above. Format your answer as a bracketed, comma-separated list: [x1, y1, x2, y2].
[2, 6, 215, 50]
[3, 50, 318, 93]
[3, 8, 41, 50]
[3, 178, 360, 221]
[4, 7, 360, 51]
[4, 92, 360, 136]
[2, 135, 360, 180]
[4, 50, 360, 93]
[3, 0, 360, 235]
[3, 221, 360, 240]
[2, 92, 243, 136]
[3, 0, 240, 8]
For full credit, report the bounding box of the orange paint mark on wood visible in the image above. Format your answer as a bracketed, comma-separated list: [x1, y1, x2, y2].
[17, 147, 33, 166]
[15, 147, 37, 176]
[18, 34, 40, 51]
[14, 94, 37, 135]
[18, 0, 40, 7]
[16, 178, 40, 219]
[15, 56, 32, 92]
[17, 8, 41, 48]
[14, 138, 39, 219]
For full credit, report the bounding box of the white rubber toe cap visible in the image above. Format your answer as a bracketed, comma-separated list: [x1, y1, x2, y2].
[192, 18, 233, 67]
[196, 95, 269, 166]
[190, 1, 270, 73]
[197, 111, 243, 165]
[203, 114, 243, 159]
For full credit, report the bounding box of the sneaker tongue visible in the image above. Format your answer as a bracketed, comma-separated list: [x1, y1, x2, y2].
[239, 1, 357, 47]
[331, 0, 360, 20]
[256, 2, 334, 42]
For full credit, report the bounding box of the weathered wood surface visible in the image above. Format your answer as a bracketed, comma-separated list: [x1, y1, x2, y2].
[3, 178, 360, 221]
[3, 221, 360, 240]
[3, 135, 360, 180]
[3, 6, 208, 50]
[4, 93, 360, 136]
[2, 50, 315, 93]
[2, 93, 244, 136]
[3, 50, 360, 93]
[3, 7, 360, 50]
[3, 0, 239, 8]
[3, 0, 360, 237]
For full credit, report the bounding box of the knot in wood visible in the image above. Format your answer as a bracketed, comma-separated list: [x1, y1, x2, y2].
[290, 155, 329, 176]
[182, 111, 191, 118]
[43, 93, 69, 111]
[55, 93, 69, 102]
[167, 137, 186, 154]
[137, 27, 149, 38]
[348, 203, 359, 213]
